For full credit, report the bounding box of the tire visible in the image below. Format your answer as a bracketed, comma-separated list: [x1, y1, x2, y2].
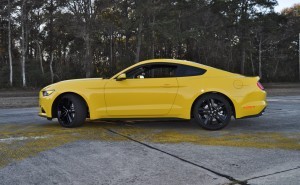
[192, 94, 232, 130]
[57, 94, 87, 128]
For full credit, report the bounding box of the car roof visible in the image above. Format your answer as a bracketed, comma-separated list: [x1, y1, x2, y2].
[138, 59, 241, 77]
[138, 59, 206, 68]
[111, 59, 238, 79]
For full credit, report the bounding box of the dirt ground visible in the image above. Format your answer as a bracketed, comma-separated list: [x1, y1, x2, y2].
[0, 83, 299, 109]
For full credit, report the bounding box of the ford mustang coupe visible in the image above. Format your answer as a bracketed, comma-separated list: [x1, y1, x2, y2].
[39, 59, 267, 130]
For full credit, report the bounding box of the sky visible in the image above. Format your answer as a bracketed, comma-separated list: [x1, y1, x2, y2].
[274, 0, 300, 12]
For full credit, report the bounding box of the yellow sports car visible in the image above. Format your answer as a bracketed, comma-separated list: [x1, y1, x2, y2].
[39, 59, 267, 130]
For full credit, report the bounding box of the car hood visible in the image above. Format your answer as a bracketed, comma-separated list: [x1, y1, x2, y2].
[41, 78, 108, 91]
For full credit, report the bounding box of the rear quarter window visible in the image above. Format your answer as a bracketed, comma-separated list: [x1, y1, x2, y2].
[176, 65, 206, 77]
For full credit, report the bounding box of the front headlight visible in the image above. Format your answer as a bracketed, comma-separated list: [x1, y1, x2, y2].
[42, 90, 55, 96]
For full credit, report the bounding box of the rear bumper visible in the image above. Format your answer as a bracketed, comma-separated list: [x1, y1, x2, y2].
[234, 89, 267, 119]
[238, 107, 266, 119]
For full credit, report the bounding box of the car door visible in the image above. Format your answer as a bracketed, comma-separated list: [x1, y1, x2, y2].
[104, 63, 178, 116]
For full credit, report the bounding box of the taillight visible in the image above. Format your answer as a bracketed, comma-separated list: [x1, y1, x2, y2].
[257, 82, 264, 90]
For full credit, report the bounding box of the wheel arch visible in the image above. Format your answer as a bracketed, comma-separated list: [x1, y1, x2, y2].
[190, 91, 236, 118]
[51, 92, 90, 118]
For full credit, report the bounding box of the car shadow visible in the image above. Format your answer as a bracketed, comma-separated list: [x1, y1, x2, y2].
[42, 115, 289, 133]
[83, 117, 272, 132]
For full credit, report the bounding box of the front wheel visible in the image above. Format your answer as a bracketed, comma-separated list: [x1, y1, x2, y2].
[192, 94, 232, 130]
[57, 94, 87, 128]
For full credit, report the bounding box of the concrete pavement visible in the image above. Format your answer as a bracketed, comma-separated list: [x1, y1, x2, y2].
[0, 96, 299, 185]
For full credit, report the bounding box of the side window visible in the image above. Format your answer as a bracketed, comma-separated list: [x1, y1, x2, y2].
[145, 65, 177, 78]
[176, 65, 206, 77]
[126, 66, 146, 79]
[126, 64, 177, 79]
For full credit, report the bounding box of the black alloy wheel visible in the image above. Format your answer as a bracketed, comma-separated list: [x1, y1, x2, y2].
[57, 94, 87, 128]
[193, 94, 232, 130]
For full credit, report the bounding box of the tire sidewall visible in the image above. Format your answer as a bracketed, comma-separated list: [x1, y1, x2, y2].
[57, 94, 87, 128]
[193, 94, 232, 130]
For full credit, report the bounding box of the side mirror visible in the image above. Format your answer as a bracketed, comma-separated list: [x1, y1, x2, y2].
[116, 73, 126, 81]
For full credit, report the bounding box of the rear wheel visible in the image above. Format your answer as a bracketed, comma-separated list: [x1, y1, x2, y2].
[57, 94, 87, 128]
[193, 94, 232, 130]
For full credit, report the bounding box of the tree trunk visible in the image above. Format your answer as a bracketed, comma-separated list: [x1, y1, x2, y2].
[50, 52, 54, 83]
[21, 0, 27, 87]
[135, 20, 143, 63]
[258, 36, 262, 79]
[299, 33, 300, 81]
[273, 60, 280, 77]
[8, 0, 13, 86]
[250, 52, 255, 76]
[240, 0, 248, 75]
[241, 45, 245, 75]
[21, 27, 26, 87]
[227, 47, 233, 71]
[49, 0, 54, 81]
[151, 15, 155, 59]
[110, 27, 114, 75]
[273, 51, 279, 77]
[85, 33, 92, 78]
[84, 0, 93, 78]
[35, 40, 44, 75]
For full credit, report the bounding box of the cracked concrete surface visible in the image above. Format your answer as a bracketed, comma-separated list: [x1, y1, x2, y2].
[0, 141, 231, 185]
[0, 95, 299, 185]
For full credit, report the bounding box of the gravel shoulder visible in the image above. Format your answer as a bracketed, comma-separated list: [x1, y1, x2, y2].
[0, 90, 38, 109]
[0, 97, 38, 108]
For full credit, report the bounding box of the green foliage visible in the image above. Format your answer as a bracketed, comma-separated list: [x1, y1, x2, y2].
[0, 0, 300, 87]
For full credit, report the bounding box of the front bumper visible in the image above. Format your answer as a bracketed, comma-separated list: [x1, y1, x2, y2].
[39, 91, 56, 119]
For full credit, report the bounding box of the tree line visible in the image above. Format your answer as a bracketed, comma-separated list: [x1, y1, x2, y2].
[0, 0, 300, 87]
